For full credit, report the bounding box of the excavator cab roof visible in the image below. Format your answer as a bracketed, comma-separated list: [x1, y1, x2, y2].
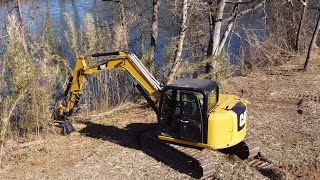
[166, 78, 218, 94]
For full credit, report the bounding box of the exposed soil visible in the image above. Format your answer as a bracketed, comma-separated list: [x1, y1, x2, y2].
[0, 57, 319, 179]
[223, 56, 320, 179]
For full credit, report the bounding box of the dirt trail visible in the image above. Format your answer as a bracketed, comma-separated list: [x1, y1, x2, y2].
[0, 59, 319, 179]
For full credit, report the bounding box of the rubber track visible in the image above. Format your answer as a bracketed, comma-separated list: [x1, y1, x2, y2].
[139, 130, 268, 179]
[243, 134, 273, 169]
[140, 130, 215, 179]
[139, 130, 319, 179]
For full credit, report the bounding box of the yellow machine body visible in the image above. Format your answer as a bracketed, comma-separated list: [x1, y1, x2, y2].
[158, 94, 248, 150]
[207, 94, 247, 149]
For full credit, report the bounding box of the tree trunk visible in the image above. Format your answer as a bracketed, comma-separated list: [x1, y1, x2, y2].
[217, 3, 239, 55]
[207, 0, 214, 57]
[139, 25, 145, 59]
[16, 0, 25, 33]
[207, 0, 226, 57]
[16, 0, 24, 23]
[208, 0, 265, 57]
[296, 0, 308, 52]
[167, 0, 190, 84]
[217, 21, 235, 55]
[304, 10, 320, 71]
[118, 0, 128, 50]
[149, 0, 160, 76]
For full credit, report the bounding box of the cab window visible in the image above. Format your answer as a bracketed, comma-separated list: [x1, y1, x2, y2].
[207, 89, 217, 112]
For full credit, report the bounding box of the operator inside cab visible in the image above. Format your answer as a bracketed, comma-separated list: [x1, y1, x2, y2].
[159, 78, 219, 143]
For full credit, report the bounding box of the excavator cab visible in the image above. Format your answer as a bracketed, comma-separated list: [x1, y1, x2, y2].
[158, 79, 218, 144]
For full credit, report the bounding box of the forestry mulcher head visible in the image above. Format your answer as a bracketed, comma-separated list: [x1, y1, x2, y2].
[52, 101, 76, 135]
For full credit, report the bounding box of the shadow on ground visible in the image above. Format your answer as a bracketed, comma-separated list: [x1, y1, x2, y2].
[78, 120, 154, 150]
[77, 120, 204, 178]
[77, 120, 285, 179]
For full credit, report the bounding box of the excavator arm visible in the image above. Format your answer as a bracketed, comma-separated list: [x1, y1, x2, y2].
[57, 52, 162, 126]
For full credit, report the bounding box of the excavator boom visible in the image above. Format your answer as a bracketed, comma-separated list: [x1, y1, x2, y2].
[58, 52, 162, 124]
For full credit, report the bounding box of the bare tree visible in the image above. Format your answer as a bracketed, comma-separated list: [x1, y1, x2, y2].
[217, 2, 240, 55]
[304, 9, 320, 70]
[149, 0, 160, 76]
[296, 0, 308, 52]
[207, 0, 266, 58]
[167, 0, 191, 83]
[103, 0, 128, 50]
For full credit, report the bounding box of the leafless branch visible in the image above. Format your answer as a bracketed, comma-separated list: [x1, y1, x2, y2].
[222, 0, 266, 25]
[298, 0, 307, 6]
[226, 0, 256, 5]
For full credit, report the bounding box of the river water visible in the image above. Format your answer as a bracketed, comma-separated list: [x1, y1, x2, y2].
[0, 0, 265, 66]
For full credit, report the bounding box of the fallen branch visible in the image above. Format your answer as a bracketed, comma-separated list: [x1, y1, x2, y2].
[18, 139, 44, 149]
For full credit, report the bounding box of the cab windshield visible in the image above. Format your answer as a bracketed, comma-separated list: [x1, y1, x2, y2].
[160, 89, 204, 129]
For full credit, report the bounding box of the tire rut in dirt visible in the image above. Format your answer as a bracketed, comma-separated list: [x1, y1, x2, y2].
[236, 134, 319, 180]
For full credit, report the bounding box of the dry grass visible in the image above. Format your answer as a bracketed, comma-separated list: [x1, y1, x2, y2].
[63, 12, 138, 115]
[0, 14, 66, 146]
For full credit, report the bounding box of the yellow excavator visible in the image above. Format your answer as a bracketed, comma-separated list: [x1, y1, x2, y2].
[55, 51, 259, 179]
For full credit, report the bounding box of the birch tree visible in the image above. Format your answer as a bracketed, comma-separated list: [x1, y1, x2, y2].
[167, 0, 191, 83]
[206, 0, 265, 74]
[207, 0, 226, 57]
[207, 0, 266, 57]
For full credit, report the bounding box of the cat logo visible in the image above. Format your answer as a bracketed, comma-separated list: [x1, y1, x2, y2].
[231, 102, 247, 131]
[239, 111, 247, 127]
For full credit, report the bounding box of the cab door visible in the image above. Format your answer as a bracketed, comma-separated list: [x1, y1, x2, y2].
[179, 91, 203, 142]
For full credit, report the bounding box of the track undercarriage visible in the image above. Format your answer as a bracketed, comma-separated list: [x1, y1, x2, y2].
[139, 130, 269, 179]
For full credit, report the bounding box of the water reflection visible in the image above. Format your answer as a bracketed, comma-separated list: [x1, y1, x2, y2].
[0, 0, 265, 65]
